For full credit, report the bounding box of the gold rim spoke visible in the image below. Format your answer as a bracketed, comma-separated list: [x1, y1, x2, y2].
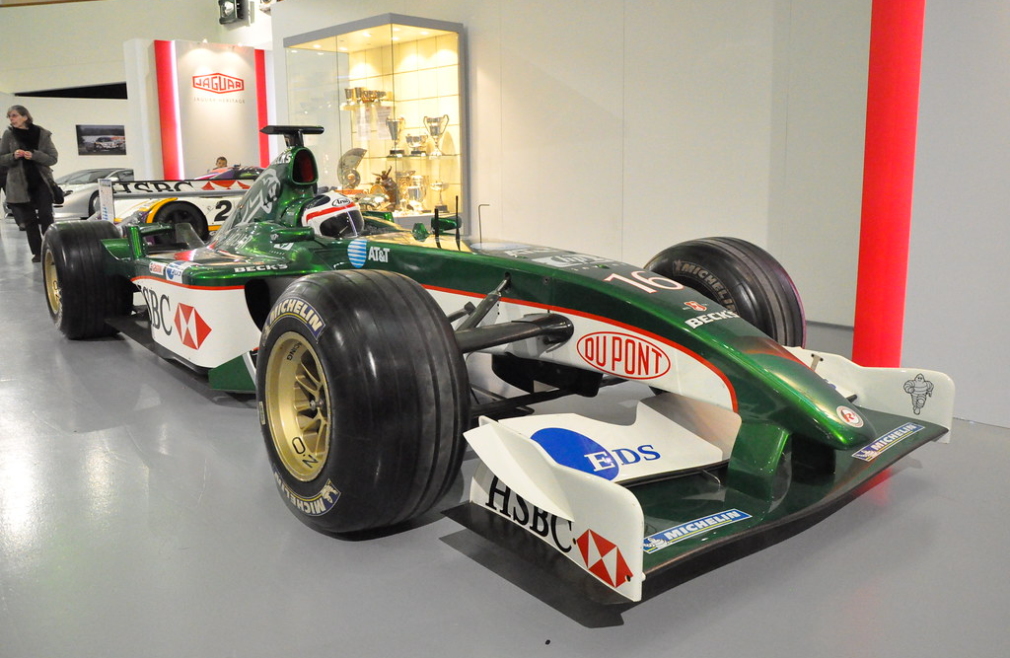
[295, 360, 322, 393]
[266, 332, 331, 482]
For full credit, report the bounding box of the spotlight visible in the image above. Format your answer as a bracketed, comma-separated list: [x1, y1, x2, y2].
[218, 0, 245, 25]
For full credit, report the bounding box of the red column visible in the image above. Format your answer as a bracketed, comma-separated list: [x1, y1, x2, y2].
[255, 48, 269, 167]
[851, 0, 926, 367]
[154, 40, 183, 180]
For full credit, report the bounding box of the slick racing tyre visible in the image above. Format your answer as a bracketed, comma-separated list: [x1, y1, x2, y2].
[152, 201, 209, 240]
[42, 220, 133, 339]
[646, 237, 806, 346]
[258, 270, 470, 535]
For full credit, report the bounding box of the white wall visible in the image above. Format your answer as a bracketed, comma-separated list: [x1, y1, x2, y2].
[1, 0, 215, 93]
[269, 0, 869, 326]
[0, 0, 273, 92]
[904, 0, 1010, 426]
[767, 1, 871, 326]
[1, 89, 131, 178]
[1, 96, 130, 177]
[1, 0, 273, 180]
[3, 0, 869, 327]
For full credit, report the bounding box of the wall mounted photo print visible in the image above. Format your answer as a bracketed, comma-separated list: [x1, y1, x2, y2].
[76, 124, 126, 155]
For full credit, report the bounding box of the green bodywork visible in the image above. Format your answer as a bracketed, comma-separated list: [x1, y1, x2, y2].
[96, 140, 923, 463]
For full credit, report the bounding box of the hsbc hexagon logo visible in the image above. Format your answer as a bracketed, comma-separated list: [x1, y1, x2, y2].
[576, 530, 633, 589]
[174, 304, 212, 349]
[192, 73, 245, 94]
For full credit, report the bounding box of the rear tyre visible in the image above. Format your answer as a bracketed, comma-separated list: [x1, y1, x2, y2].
[153, 201, 209, 240]
[646, 237, 806, 346]
[42, 220, 132, 339]
[258, 270, 470, 534]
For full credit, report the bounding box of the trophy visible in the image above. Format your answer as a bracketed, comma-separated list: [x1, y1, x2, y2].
[396, 170, 415, 211]
[344, 87, 364, 103]
[341, 87, 363, 110]
[359, 89, 386, 103]
[405, 133, 426, 157]
[386, 117, 405, 157]
[423, 114, 450, 157]
[337, 148, 367, 190]
[405, 174, 428, 212]
[430, 180, 448, 212]
[369, 167, 398, 207]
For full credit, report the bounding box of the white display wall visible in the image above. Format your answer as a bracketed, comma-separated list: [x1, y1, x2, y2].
[904, 0, 1010, 427]
[0, 0, 226, 92]
[269, 0, 871, 330]
[0, 95, 130, 179]
[3, 0, 870, 328]
[1, 0, 273, 180]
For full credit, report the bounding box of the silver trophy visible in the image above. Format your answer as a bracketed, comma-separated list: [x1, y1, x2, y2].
[405, 174, 428, 212]
[430, 180, 448, 212]
[337, 148, 367, 190]
[405, 133, 426, 157]
[423, 114, 450, 157]
[386, 117, 405, 157]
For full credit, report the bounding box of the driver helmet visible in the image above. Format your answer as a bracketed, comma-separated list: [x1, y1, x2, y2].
[302, 192, 364, 238]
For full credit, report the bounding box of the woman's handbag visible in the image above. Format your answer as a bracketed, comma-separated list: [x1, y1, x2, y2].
[41, 167, 64, 204]
[49, 182, 64, 205]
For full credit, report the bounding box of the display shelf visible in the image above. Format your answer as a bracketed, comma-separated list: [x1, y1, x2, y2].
[285, 15, 468, 218]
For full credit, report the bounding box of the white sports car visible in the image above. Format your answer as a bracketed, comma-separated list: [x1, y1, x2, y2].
[54, 168, 134, 219]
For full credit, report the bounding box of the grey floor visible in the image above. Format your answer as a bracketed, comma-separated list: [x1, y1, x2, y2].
[1, 217, 1007, 657]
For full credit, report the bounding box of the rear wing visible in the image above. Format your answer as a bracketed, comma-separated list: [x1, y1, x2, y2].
[261, 124, 324, 147]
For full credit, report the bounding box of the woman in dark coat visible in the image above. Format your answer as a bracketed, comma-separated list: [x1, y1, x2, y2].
[0, 105, 59, 262]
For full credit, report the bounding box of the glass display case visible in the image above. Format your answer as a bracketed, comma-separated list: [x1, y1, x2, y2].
[285, 15, 467, 225]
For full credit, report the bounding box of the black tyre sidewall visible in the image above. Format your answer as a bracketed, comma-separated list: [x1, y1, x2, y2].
[42, 221, 131, 339]
[646, 237, 806, 346]
[258, 270, 469, 534]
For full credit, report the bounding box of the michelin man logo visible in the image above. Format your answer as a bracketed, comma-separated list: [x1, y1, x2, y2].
[903, 374, 934, 415]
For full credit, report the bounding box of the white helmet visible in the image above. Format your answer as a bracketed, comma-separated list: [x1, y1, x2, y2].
[302, 193, 364, 238]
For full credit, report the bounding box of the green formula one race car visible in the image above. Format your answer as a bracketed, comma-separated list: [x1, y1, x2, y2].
[41, 126, 954, 604]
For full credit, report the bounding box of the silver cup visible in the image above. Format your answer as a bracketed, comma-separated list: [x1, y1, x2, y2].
[423, 114, 450, 157]
[405, 174, 428, 212]
[430, 180, 447, 211]
[386, 117, 405, 157]
[405, 133, 426, 157]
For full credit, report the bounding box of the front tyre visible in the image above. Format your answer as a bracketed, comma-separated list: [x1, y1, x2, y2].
[42, 221, 132, 339]
[258, 270, 470, 534]
[646, 237, 806, 346]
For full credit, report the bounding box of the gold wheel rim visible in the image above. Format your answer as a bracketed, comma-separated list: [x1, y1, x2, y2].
[43, 250, 61, 316]
[265, 332, 330, 481]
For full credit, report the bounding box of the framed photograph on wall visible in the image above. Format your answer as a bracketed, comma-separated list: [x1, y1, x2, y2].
[76, 124, 126, 155]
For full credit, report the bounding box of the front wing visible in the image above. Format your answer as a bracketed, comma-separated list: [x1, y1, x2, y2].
[447, 351, 953, 603]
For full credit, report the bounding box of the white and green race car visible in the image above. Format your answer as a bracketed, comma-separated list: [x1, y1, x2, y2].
[42, 126, 954, 604]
